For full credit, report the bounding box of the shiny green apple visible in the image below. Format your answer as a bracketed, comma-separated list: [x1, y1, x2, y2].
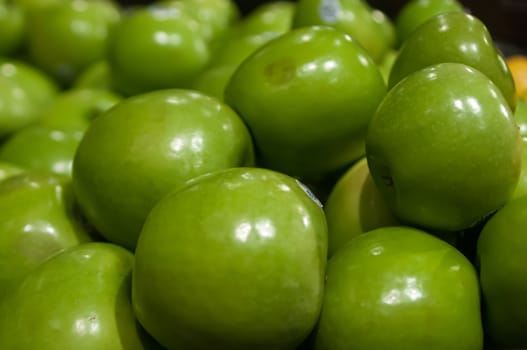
[389, 12, 516, 109]
[477, 195, 527, 348]
[512, 98, 527, 198]
[231, 1, 295, 38]
[324, 157, 398, 258]
[0, 172, 91, 300]
[224, 25, 386, 184]
[0, 242, 162, 349]
[395, 0, 464, 44]
[133, 167, 327, 349]
[292, 0, 395, 62]
[72, 89, 254, 250]
[314, 226, 483, 350]
[366, 63, 521, 232]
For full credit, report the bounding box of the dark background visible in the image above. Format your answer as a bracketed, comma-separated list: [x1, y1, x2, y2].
[117, 0, 527, 51]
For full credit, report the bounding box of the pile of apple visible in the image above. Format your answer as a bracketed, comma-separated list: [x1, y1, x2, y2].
[1, 0, 526, 349]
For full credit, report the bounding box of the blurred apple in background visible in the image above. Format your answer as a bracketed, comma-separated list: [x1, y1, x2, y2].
[0, 161, 25, 182]
[313, 226, 483, 350]
[72, 89, 254, 250]
[0, 0, 25, 57]
[0, 172, 92, 301]
[367, 63, 521, 232]
[72, 60, 113, 90]
[133, 167, 327, 350]
[225, 26, 386, 187]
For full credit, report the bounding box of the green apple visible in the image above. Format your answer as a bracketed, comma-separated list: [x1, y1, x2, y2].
[25, 0, 121, 87]
[133, 167, 327, 349]
[191, 64, 237, 101]
[231, 1, 295, 38]
[395, 0, 464, 44]
[0, 59, 58, 138]
[37, 88, 122, 131]
[0, 242, 162, 349]
[0, 126, 84, 177]
[72, 60, 113, 90]
[314, 226, 483, 350]
[0, 0, 25, 56]
[107, 4, 210, 96]
[512, 98, 527, 198]
[366, 63, 521, 232]
[477, 195, 527, 348]
[292, 0, 395, 62]
[378, 48, 398, 83]
[224, 26, 386, 184]
[324, 157, 398, 258]
[73, 89, 254, 250]
[0, 160, 25, 182]
[388, 12, 516, 110]
[0, 172, 91, 300]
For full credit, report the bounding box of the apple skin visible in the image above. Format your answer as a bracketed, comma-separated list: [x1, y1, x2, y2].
[25, 0, 121, 87]
[107, 4, 210, 96]
[313, 226, 483, 350]
[231, 1, 295, 38]
[72, 89, 255, 251]
[292, 0, 394, 62]
[388, 12, 516, 110]
[324, 157, 399, 258]
[0, 126, 84, 177]
[0, 172, 92, 301]
[133, 167, 327, 350]
[0, 242, 163, 349]
[73, 60, 113, 90]
[37, 88, 122, 132]
[512, 98, 527, 198]
[477, 195, 527, 348]
[395, 0, 464, 44]
[224, 26, 386, 184]
[0, 1, 25, 56]
[0, 161, 25, 182]
[367, 63, 521, 232]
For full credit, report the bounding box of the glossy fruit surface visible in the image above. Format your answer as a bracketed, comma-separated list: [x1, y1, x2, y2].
[0, 161, 25, 182]
[225, 26, 386, 183]
[314, 226, 483, 350]
[367, 63, 521, 232]
[0, 242, 160, 349]
[477, 195, 527, 348]
[133, 167, 327, 350]
[389, 12, 516, 109]
[72, 89, 254, 250]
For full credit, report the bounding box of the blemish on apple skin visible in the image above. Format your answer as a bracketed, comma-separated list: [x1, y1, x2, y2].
[264, 58, 296, 86]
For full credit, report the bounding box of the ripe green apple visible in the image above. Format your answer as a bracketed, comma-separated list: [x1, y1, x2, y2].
[512, 98, 527, 198]
[0, 59, 58, 138]
[25, 0, 121, 87]
[314, 226, 483, 350]
[292, 0, 395, 62]
[0, 126, 84, 177]
[388, 12, 516, 110]
[395, 0, 464, 44]
[37, 88, 122, 131]
[0, 160, 25, 182]
[133, 167, 327, 350]
[366, 63, 521, 232]
[73, 89, 255, 250]
[224, 26, 386, 184]
[191, 64, 237, 101]
[324, 157, 398, 258]
[73, 60, 112, 90]
[231, 1, 295, 38]
[0, 0, 25, 56]
[477, 195, 527, 348]
[107, 4, 210, 96]
[0, 172, 92, 300]
[0, 242, 162, 349]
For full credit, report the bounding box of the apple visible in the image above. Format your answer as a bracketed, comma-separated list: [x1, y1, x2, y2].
[324, 157, 399, 258]
[512, 98, 527, 198]
[72, 89, 255, 250]
[37, 88, 122, 132]
[0, 161, 25, 182]
[0, 0, 25, 56]
[292, 0, 395, 62]
[224, 25, 386, 184]
[395, 0, 464, 44]
[313, 226, 483, 350]
[191, 64, 237, 101]
[366, 63, 521, 232]
[133, 167, 327, 349]
[0, 59, 58, 138]
[230, 1, 295, 38]
[477, 195, 527, 348]
[0, 172, 92, 300]
[107, 3, 210, 96]
[72, 60, 113, 90]
[388, 12, 516, 110]
[0, 126, 84, 177]
[0, 242, 163, 349]
[25, 0, 121, 87]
